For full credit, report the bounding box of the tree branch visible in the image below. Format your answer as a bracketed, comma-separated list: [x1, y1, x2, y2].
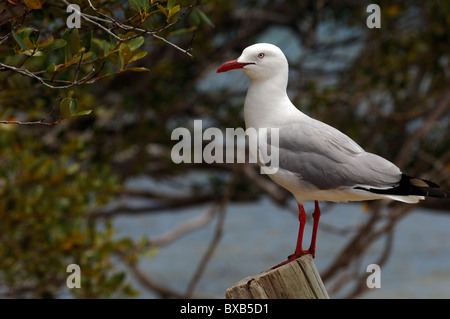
[0, 62, 98, 89]
[185, 168, 240, 297]
[62, 0, 195, 57]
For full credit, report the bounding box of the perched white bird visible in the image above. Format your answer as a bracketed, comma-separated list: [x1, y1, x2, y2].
[217, 43, 449, 268]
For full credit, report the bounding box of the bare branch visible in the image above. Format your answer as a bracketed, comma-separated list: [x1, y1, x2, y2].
[0, 98, 62, 126]
[127, 262, 191, 298]
[0, 62, 97, 89]
[88, 192, 216, 218]
[395, 90, 450, 168]
[149, 206, 217, 247]
[0, 119, 63, 126]
[185, 168, 240, 297]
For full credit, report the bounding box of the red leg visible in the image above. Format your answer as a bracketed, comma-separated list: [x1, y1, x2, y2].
[272, 203, 306, 269]
[305, 201, 321, 258]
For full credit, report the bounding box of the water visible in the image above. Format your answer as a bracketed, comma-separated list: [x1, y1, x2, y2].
[112, 195, 450, 299]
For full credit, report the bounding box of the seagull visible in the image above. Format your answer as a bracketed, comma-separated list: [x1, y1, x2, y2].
[217, 43, 450, 268]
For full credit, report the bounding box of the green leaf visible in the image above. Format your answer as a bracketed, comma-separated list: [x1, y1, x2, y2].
[72, 109, 93, 116]
[126, 67, 149, 72]
[168, 26, 197, 38]
[129, 0, 137, 11]
[16, 28, 35, 44]
[126, 36, 144, 51]
[157, 4, 167, 16]
[65, 51, 93, 66]
[129, 0, 150, 12]
[129, 49, 147, 63]
[81, 30, 92, 52]
[61, 97, 92, 118]
[167, 0, 175, 10]
[60, 98, 72, 119]
[38, 35, 54, 47]
[40, 39, 67, 53]
[27, 29, 39, 47]
[168, 5, 180, 19]
[62, 29, 71, 62]
[69, 98, 78, 115]
[12, 30, 30, 51]
[190, 9, 200, 25]
[62, 28, 80, 61]
[92, 38, 111, 56]
[119, 44, 132, 68]
[81, 51, 93, 60]
[69, 28, 80, 57]
[46, 63, 57, 74]
[22, 49, 42, 56]
[195, 8, 215, 27]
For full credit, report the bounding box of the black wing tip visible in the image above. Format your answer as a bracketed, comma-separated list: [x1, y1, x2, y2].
[403, 174, 450, 198]
[357, 174, 450, 199]
[415, 187, 450, 198]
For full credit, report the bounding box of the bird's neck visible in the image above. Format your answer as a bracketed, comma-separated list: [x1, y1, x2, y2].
[244, 77, 301, 129]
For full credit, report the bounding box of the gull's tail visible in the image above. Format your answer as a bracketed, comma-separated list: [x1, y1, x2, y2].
[360, 174, 450, 199]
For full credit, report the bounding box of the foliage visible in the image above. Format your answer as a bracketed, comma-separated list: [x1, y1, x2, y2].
[0, 125, 135, 297]
[0, 0, 202, 122]
[0, 0, 200, 298]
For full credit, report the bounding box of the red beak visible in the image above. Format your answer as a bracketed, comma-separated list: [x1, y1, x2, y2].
[216, 59, 254, 73]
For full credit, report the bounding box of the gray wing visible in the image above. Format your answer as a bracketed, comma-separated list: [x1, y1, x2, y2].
[266, 119, 402, 190]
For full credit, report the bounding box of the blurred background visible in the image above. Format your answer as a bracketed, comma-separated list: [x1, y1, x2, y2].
[0, 0, 449, 298]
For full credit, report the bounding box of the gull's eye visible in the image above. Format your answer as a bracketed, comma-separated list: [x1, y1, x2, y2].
[257, 53, 265, 59]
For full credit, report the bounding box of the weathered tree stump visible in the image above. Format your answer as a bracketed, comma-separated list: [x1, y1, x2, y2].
[225, 255, 329, 299]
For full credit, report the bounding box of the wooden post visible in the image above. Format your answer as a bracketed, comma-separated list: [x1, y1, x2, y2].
[225, 255, 329, 299]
